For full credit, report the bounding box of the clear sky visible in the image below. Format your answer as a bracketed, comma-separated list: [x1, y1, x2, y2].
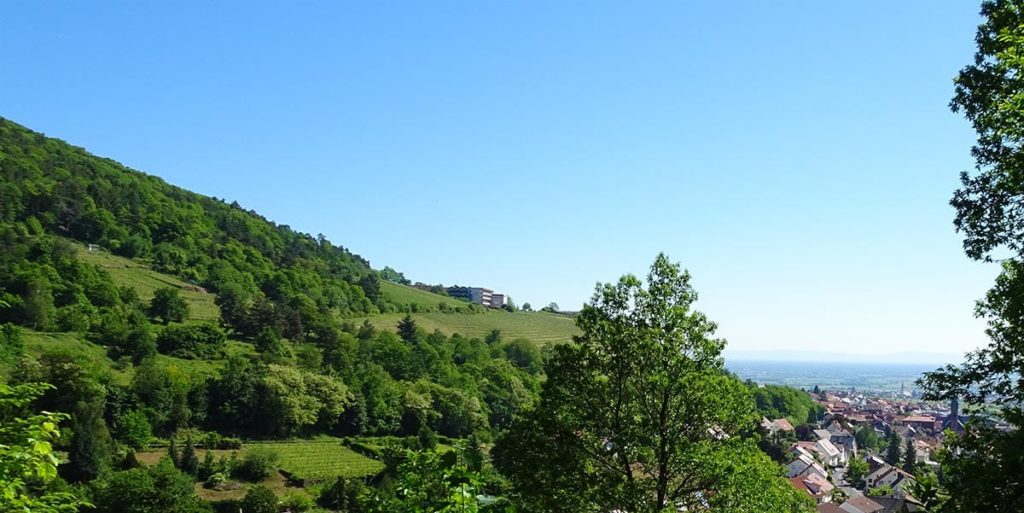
[0, 1, 995, 359]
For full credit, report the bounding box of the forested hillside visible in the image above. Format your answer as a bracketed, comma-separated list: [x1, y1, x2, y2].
[0, 118, 811, 512]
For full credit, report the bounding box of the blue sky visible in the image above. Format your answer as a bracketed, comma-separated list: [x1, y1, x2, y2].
[0, 1, 994, 358]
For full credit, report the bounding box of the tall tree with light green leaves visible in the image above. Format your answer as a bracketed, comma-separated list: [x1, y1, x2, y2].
[918, 1, 1024, 511]
[493, 254, 813, 513]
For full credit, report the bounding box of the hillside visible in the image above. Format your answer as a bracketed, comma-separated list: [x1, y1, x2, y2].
[0, 116, 567, 508]
[75, 244, 221, 323]
[360, 310, 578, 344]
[379, 281, 471, 311]
[71, 244, 576, 345]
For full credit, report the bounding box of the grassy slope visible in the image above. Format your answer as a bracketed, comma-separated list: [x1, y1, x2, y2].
[380, 281, 470, 310]
[76, 244, 221, 323]
[359, 311, 579, 344]
[74, 244, 577, 345]
[0, 330, 252, 385]
[377, 281, 580, 343]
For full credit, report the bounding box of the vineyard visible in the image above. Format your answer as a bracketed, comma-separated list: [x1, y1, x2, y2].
[254, 440, 385, 481]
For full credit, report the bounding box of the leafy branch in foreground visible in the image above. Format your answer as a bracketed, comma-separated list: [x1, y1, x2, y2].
[0, 382, 86, 513]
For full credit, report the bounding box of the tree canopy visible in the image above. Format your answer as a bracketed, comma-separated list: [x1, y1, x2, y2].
[918, 2, 1024, 510]
[494, 254, 812, 513]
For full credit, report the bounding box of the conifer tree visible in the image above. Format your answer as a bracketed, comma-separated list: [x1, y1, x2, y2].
[168, 437, 180, 468]
[180, 435, 200, 477]
[903, 438, 917, 474]
[885, 432, 902, 466]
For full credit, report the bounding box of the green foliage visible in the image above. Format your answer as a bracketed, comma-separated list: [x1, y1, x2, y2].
[281, 490, 315, 512]
[240, 485, 279, 513]
[903, 437, 917, 473]
[855, 425, 881, 452]
[908, 468, 945, 511]
[89, 459, 210, 513]
[493, 255, 813, 513]
[0, 323, 24, 364]
[318, 477, 370, 512]
[380, 266, 410, 285]
[235, 446, 279, 481]
[180, 435, 200, 478]
[932, 409, 1024, 513]
[921, 3, 1024, 509]
[847, 457, 869, 487]
[148, 287, 189, 324]
[867, 484, 893, 497]
[156, 323, 227, 359]
[884, 432, 902, 466]
[0, 116, 390, 350]
[0, 382, 84, 513]
[65, 396, 113, 482]
[397, 314, 419, 344]
[114, 410, 153, 451]
[750, 384, 820, 427]
[388, 449, 488, 513]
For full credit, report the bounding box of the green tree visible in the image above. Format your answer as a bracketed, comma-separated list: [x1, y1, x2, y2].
[903, 437, 917, 474]
[388, 449, 487, 513]
[198, 450, 216, 481]
[918, 2, 1024, 510]
[855, 425, 881, 452]
[22, 275, 54, 329]
[148, 287, 188, 324]
[89, 459, 209, 513]
[397, 314, 418, 344]
[847, 457, 869, 488]
[180, 435, 199, 478]
[318, 477, 368, 512]
[908, 468, 945, 512]
[884, 432, 902, 466]
[0, 382, 84, 513]
[65, 397, 113, 482]
[114, 410, 153, 451]
[235, 447, 278, 481]
[168, 436, 180, 467]
[493, 255, 813, 513]
[241, 485, 279, 513]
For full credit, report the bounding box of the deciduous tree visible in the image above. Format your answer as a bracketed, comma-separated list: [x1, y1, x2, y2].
[493, 255, 812, 513]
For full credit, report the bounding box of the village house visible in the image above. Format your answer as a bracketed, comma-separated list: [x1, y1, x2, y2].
[865, 464, 916, 496]
[789, 473, 835, 504]
[786, 449, 828, 481]
[840, 495, 884, 513]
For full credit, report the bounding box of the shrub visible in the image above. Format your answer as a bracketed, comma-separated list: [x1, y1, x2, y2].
[241, 485, 278, 513]
[156, 324, 226, 359]
[281, 490, 315, 512]
[235, 447, 278, 481]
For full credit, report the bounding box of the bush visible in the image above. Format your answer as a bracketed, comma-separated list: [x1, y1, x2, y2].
[157, 324, 226, 359]
[204, 472, 229, 489]
[114, 410, 153, 451]
[234, 447, 279, 481]
[281, 490, 315, 512]
[241, 485, 278, 513]
[203, 432, 243, 450]
[148, 287, 188, 324]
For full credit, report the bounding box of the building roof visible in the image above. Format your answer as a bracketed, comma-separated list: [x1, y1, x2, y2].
[843, 495, 885, 513]
[902, 415, 934, 424]
[817, 504, 846, 513]
[773, 418, 795, 431]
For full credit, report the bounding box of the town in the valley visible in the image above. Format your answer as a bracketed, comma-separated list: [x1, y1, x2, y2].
[769, 386, 988, 513]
